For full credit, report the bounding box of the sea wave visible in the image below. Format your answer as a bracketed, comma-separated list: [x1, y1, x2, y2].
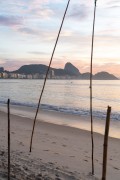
[0, 100, 120, 121]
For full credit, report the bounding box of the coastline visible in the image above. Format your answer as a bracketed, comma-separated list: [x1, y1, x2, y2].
[0, 103, 120, 139]
[0, 108, 120, 179]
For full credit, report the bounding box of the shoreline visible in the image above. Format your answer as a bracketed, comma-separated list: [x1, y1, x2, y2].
[0, 103, 120, 139]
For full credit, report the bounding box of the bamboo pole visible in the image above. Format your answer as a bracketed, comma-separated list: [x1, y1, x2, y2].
[7, 99, 10, 180]
[102, 106, 111, 180]
[30, 0, 71, 152]
[90, 0, 97, 175]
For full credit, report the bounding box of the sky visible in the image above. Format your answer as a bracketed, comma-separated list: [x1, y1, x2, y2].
[0, 0, 120, 76]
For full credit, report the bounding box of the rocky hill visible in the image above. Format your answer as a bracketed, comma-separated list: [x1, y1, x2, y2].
[0, 67, 4, 73]
[12, 64, 72, 76]
[8, 63, 118, 80]
[93, 71, 117, 80]
[12, 64, 49, 75]
[64, 62, 80, 76]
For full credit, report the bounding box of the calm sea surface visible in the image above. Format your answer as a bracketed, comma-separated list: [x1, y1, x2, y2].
[0, 79, 120, 121]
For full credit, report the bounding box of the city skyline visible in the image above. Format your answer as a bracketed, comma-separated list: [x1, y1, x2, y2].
[0, 0, 120, 76]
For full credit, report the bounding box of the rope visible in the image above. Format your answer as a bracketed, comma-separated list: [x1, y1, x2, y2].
[30, 0, 71, 152]
[90, 0, 97, 175]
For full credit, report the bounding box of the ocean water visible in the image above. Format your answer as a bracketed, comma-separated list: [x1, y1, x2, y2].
[0, 79, 120, 121]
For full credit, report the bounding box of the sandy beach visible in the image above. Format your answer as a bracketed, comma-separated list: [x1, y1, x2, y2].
[0, 108, 120, 180]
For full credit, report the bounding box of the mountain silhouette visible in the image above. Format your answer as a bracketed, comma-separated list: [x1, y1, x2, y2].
[6, 62, 118, 80]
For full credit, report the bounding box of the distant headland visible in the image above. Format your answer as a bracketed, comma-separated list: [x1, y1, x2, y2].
[0, 62, 118, 80]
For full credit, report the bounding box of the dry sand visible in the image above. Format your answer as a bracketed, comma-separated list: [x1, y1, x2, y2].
[0, 109, 120, 180]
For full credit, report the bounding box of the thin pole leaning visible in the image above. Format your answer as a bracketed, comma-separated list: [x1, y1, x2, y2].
[30, 0, 71, 152]
[7, 99, 10, 180]
[90, 0, 97, 175]
[102, 106, 111, 180]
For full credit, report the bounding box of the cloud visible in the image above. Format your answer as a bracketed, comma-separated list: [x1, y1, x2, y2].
[17, 27, 53, 39]
[92, 62, 120, 77]
[1, 58, 53, 71]
[0, 59, 5, 64]
[98, 0, 120, 9]
[109, 5, 120, 8]
[27, 0, 54, 19]
[18, 27, 40, 35]
[68, 4, 88, 20]
[28, 51, 49, 55]
[106, 0, 120, 5]
[0, 15, 22, 27]
[29, 7, 54, 19]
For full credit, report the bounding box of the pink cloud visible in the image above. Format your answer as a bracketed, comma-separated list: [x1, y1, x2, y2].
[0, 15, 22, 27]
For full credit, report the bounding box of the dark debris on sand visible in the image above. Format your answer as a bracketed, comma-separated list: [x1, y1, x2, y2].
[0, 149, 83, 180]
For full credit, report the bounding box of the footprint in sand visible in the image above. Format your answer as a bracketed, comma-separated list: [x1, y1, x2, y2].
[19, 142, 24, 146]
[69, 156, 75, 158]
[84, 159, 88, 162]
[11, 131, 15, 134]
[52, 142, 56, 144]
[0, 151, 5, 156]
[113, 167, 120, 170]
[54, 152, 59, 155]
[62, 144, 67, 147]
[95, 159, 99, 162]
[48, 162, 54, 165]
[43, 149, 49, 152]
[85, 155, 90, 158]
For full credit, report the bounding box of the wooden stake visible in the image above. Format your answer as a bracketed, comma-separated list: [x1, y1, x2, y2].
[30, 0, 71, 152]
[102, 106, 111, 180]
[90, 0, 97, 175]
[7, 99, 10, 180]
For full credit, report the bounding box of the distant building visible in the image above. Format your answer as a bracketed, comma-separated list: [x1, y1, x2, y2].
[39, 74, 46, 79]
[9, 73, 18, 78]
[27, 74, 33, 79]
[33, 73, 40, 79]
[17, 74, 26, 79]
[2, 72, 8, 78]
[50, 70, 55, 79]
[0, 73, 3, 78]
[47, 74, 50, 79]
